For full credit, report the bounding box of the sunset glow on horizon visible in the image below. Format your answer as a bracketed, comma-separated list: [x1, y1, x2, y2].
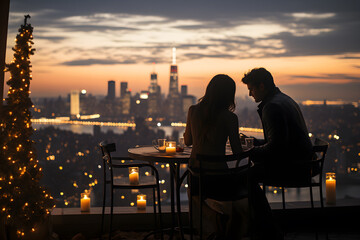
[4, 0, 360, 101]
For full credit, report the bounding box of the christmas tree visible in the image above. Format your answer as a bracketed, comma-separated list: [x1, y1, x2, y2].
[0, 15, 55, 238]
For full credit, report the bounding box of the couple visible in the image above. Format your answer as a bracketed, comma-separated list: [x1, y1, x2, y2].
[184, 68, 313, 239]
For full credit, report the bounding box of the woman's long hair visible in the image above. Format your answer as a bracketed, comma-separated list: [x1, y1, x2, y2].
[197, 74, 236, 143]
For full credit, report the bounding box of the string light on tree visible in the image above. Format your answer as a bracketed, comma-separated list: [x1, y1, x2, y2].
[0, 15, 55, 238]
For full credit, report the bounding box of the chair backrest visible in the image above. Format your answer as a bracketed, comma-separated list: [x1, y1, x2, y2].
[191, 152, 251, 201]
[312, 138, 329, 175]
[313, 138, 329, 157]
[99, 141, 116, 165]
[261, 138, 329, 187]
[189, 152, 251, 239]
[196, 153, 250, 176]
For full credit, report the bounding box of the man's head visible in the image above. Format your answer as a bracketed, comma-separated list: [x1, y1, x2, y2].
[241, 67, 275, 103]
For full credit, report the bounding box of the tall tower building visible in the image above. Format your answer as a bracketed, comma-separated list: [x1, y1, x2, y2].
[70, 90, 80, 118]
[169, 47, 179, 95]
[107, 80, 115, 100]
[120, 82, 128, 98]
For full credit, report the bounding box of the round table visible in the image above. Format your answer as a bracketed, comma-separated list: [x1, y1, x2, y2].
[128, 146, 191, 163]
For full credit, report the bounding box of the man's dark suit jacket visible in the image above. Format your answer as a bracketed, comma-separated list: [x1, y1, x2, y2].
[251, 87, 314, 182]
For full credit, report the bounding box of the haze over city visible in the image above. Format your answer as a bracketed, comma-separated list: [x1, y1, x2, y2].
[4, 0, 360, 101]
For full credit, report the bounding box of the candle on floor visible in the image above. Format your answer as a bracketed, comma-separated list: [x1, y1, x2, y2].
[81, 192, 90, 212]
[326, 172, 336, 205]
[129, 167, 139, 185]
[137, 194, 147, 211]
[166, 141, 176, 154]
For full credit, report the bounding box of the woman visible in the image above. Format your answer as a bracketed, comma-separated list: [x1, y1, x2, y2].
[184, 74, 242, 164]
[184, 74, 248, 239]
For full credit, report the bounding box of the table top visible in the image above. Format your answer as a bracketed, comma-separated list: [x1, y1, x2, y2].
[128, 146, 191, 164]
[127, 145, 249, 164]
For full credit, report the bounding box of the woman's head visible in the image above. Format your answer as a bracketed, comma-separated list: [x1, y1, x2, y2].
[200, 74, 236, 112]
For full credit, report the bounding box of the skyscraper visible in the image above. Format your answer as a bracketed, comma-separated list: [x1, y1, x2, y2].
[120, 82, 128, 98]
[149, 73, 159, 93]
[70, 90, 80, 118]
[169, 47, 179, 95]
[148, 68, 161, 117]
[149, 63, 160, 95]
[167, 47, 182, 121]
[181, 85, 187, 96]
[107, 80, 115, 100]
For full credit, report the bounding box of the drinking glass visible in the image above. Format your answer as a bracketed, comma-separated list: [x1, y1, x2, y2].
[152, 139, 166, 152]
[177, 137, 185, 152]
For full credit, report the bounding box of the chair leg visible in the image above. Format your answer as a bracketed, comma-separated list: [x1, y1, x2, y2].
[101, 183, 106, 238]
[199, 195, 203, 240]
[310, 186, 314, 208]
[152, 188, 158, 239]
[109, 188, 114, 240]
[157, 185, 164, 240]
[282, 187, 286, 209]
[189, 188, 193, 240]
[319, 184, 324, 208]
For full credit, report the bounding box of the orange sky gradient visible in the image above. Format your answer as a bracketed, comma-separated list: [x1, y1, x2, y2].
[4, 0, 360, 101]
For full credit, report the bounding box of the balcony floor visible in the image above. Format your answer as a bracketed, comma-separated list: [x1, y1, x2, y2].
[52, 198, 360, 240]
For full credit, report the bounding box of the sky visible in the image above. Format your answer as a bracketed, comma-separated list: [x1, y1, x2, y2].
[4, 0, 360, 101]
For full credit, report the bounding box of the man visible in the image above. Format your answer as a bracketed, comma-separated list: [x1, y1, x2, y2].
[241, 67, 313, 183]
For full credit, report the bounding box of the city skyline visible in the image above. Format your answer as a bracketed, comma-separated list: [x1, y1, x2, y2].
[3, 0, 360, 101]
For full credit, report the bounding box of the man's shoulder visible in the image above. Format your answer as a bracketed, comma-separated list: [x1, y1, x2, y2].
[268, 91, 297, 107]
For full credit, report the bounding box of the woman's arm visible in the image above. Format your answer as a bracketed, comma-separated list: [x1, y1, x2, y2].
[228, 112, 243, 154]
[183, 105, 193, 146]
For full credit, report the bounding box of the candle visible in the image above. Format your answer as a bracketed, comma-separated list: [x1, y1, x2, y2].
[81, 193, 90, 212]
[129, 167, 139, 185]
[326, 172, 336, 205]
[166, 141, 176, 154]
[137, 194, 146, 211]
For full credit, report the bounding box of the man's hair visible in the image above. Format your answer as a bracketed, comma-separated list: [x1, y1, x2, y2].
[241, 67, 275, 89]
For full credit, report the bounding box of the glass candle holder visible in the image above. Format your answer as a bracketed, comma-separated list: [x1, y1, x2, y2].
[129, 167, 139, 185]
[81, 192, 91, 212]
[165, 141, 176, 154]
[326, 172, 336, 205]
[137, 194, 147, 211]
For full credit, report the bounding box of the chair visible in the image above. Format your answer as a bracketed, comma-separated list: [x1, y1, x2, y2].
[188, 152, 252, 240]
[99, 142, 163, 240]
[262, 138, 329, 209]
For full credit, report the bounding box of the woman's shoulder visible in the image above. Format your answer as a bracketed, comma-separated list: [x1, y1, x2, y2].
[188, 104, 200, 113]
[220, 109, 238, 119]
[216, 110, 238, 126]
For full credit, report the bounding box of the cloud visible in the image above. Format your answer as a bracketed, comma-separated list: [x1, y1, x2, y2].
[61, 58, 135, 66]
[183, 53, 235, 60]
[7, 0, 360, 64]
[290, 73, 360, 82]
[35, 35, 68, 42]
